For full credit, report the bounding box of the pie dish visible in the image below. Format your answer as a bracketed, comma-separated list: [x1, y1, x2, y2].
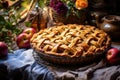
[30, 24, 111, 65]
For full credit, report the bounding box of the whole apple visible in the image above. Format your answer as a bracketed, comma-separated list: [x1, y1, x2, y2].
[16, 33, 31, 49]
[107, 58, 120, 65]
[0, 42, 8, 59]
[23, 28, 36, 39]
[106, 48, 120, 65]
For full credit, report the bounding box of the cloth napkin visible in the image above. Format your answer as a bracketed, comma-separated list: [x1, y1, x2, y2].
[0, 49, 54, 80]
[0, 49, 120, 80]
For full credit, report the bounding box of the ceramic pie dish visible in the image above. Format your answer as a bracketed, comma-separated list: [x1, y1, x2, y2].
[30, 24, 111, 65]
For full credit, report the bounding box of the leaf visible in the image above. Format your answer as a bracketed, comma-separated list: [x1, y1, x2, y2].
[0, 15, 6, 25]
[66, 9, 71, 18]
[5, 22, 13, 30]
[25, 21, 32, 27]
[45, 0, 50, 6]
[38, 0, 45, 8]
[16, 14, 21, 20]
[1, 27, 8, 32]
[13, 28, 22, 35]
[75, 10, 81, 18]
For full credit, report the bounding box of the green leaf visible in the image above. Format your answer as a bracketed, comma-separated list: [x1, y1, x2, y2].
[0, 15, 6, 25]
[38, 0, 45, 8]
[13, 28, 22, 35]
[16, 14, 21, 20]
[25, 21, 32, 27]
[66, 9, 71, 18]
[45, 0, 50, 6]
[1, 27, 8, 32]
[74, 10, 81, 18]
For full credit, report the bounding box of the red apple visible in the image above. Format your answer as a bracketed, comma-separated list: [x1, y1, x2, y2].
[0, 42, 8, 58]
[16, 33, 30, 49]
[22, 28, 36, 39]
[106, 48, 120, 65]
[107, 58, 120, 65]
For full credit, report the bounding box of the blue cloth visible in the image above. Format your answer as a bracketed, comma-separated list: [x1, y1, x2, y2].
[1, 49, 120, 80]
[0, 49, 54, 80]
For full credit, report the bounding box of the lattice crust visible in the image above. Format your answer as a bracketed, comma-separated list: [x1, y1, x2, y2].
[30, 24, 111, 57]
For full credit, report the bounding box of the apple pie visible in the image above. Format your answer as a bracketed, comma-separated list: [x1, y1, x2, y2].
[30, 24, 111, 65]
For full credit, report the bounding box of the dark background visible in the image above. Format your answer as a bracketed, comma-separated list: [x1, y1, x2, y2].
[88, 0, 120, 15]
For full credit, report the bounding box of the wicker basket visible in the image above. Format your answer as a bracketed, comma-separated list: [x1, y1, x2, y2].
[51, 8, 87, 25]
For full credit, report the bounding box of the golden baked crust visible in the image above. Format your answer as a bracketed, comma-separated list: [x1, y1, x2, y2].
[30, 24, 111, 58]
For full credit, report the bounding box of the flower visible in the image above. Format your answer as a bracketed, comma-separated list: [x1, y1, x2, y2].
[75, 0, 88, 10]
[50, 0, 68, 15]
[49, 0, 88, 17]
